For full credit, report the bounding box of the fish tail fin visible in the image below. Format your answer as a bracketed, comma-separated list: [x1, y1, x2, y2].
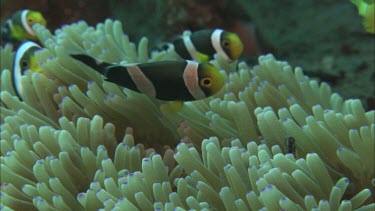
[363, 4, 375, 33]
[71, 54, 111, 75]
[1, 20, 12, 42]
[351, 0, 368, 16]
[351, 0, 375, 33]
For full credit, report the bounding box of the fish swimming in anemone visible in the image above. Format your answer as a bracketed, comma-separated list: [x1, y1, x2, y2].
[72, 54, 225, 112]
[351, 0, 375, 33]
[13, 41, 42, 97]
[1, 9, 47, 43]
[172, 29, 244, 63]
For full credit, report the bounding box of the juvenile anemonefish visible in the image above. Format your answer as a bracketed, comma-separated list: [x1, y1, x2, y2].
[13, 41, 42, 96]
[1, 9, 47, 43]
[173, 29, 244, 63]
[72, 54, 225, 103]
[351, 0, 374, 34]
[285, 136, 297, 157]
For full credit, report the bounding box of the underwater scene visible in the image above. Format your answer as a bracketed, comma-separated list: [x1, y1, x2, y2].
[0, 0, 374, 210]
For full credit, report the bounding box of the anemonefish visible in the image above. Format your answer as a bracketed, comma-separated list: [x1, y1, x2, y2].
[72, 54, 225, 103]
[351, 0, 374, 34]
[285, 136, 297, 157]
[1, 9, 47, 43]
[13, 41, 42, 96]
[173, 29, 244, 63]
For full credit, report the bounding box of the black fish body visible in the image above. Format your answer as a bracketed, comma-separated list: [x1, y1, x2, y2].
[72, 55, 225, 102]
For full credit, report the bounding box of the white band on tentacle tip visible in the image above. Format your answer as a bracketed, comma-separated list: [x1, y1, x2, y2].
[21, 10, 35, 36]
[183, 60, 206, 99]
[14, 41, 41, 96]
[183, 35, 199, 61]
[126, 65, 157, 98]
[211, 29, 230, 62]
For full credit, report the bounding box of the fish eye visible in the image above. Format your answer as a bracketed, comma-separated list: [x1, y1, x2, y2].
[200, 77, 212, 87]
[222, 40, 230, 48]
[21, 59, 29, 69]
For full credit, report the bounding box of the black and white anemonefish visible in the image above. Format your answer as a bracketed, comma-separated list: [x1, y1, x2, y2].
[1, 9, 47, 43]
[71, 54, 225, 102]
[173, 29, 244, 63]
[13, 41, 42, 96]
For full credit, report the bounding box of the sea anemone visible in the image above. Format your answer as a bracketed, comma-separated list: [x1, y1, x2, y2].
[1, 19, 374, 210]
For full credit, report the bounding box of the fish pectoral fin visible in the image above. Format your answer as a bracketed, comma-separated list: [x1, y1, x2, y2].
[160, 101, 184, 114]
[196, 51, 210, 63]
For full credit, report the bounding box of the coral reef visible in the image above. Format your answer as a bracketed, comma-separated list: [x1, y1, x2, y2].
[1, 19, 374, 210]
